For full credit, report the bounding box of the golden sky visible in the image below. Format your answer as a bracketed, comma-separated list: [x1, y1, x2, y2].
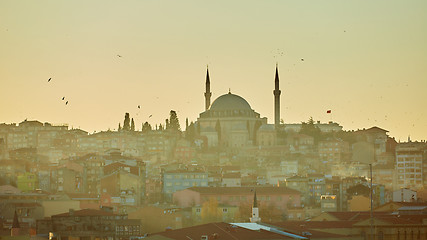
[1, 1, 426, 141]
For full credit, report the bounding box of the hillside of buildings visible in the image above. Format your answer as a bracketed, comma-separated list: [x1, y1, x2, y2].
[1, 118, 426, 239]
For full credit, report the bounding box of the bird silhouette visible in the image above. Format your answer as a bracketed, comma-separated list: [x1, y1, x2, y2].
[138, 105, 141, 109]
[48, 78, 51, 82]
[149, 115, 152, 118]
[301, 58, 304, 61]
[62, 97, 65, 100]
[65, 101, 68, 105]
[117, 54, 122, 58]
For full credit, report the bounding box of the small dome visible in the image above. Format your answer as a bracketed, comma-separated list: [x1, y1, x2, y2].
[210, 93, 252, 111]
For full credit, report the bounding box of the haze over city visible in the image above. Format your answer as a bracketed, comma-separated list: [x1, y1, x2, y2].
[1, 1, 426, 141]
[2, 1, 427, 239]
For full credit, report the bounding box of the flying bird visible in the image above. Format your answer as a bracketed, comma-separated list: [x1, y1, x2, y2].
[301, 58, 304, 61]
[149, 115, 152, 118]
[117, 54, 122, 58]
[48, 78, 51, 82]
[65, 101, 68, 105]
[138, 105, 141, 109]
[62, 97, 65, 100]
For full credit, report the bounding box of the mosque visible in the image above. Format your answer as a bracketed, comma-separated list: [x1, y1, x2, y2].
[196, 65, 282, 148]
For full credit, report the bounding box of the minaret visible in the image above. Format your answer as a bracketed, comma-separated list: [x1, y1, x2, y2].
[273, 64, 281, 127]
[250, 190, 261, 223]
[204, 66, 212, 111]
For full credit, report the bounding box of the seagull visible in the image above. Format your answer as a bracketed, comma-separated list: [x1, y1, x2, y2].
[117, 54, 122, 58]
[62, 97, 65, 100]
[149, 115, 152, 118]
[48, 78, 51, 82]
[301, 58, 304, 61]
[138, 105, 141, 109]
[65, 101, 68, 105]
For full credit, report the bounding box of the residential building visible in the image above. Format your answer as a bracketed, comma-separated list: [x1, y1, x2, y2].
[395, 142, 425, 190]
[285, 176, 309, 206]
[221, 172, 241, 187]
[173, 186, 301, 212]
[37, 208, 141, 240]
[16, 172, 38, 192]
[162, 170, 209, 201]
[318, 137, 350, 163]
[392, 188, 417, 202]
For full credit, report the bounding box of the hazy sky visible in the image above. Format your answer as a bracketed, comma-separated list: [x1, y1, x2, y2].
[1, 1, 426, 141]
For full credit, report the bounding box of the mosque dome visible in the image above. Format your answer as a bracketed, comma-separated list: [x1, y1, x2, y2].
[209, 92, 252, 111]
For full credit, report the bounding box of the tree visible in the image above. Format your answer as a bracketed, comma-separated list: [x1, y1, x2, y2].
[123, 113, 130, 131]
[159, 124, 163, 130]
[260, 203, 283, 222]
[299, 117, 322, 143]
[201, 197, 221, 223]
[236, 201, 251, 222]
[118, 123, 122, 131]
[131, 118, 135, 131]
[142, 122, 152, 133]
[168, 110, 181, 131]
[347, 184, 370, 197]
[165, 119, 170, 130]
[185, 118, 189, 130]
[185, 121, 196, 142]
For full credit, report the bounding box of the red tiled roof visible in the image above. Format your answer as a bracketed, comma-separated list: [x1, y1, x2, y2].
[66, 193, 99, 199]
[377, 216, 421, 225]
[185, 186, 300, 195]
[274, 221, 357, 229]
[104, 162, 140, 175]
[164, 170, 206, 174]
[52, 209, 119, 217]
[222, 173, 241, 179]
[11, 202, 42, 207]
[0, 185, 22, 194]
[270, 221, 355, 239]
[150, 222, 295, 240]
[359, 126, 389, 133]
[328, 211, 389, 221]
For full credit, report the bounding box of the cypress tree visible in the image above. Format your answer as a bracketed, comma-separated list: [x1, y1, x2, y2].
[123, 113, 130, 131]
[131, 118, 135, 131]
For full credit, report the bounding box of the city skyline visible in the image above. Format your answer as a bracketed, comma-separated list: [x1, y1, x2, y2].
[1, 1, 426, 141]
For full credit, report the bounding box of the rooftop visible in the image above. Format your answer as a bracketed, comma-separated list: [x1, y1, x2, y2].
[185, 186, 300, 195]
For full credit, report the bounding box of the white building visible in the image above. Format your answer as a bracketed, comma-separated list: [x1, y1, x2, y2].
[395, 142, 425, 190]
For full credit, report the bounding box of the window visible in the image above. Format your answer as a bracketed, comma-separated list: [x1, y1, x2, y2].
[222, 208, 228, 213]
[378, 231, 383, 240]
